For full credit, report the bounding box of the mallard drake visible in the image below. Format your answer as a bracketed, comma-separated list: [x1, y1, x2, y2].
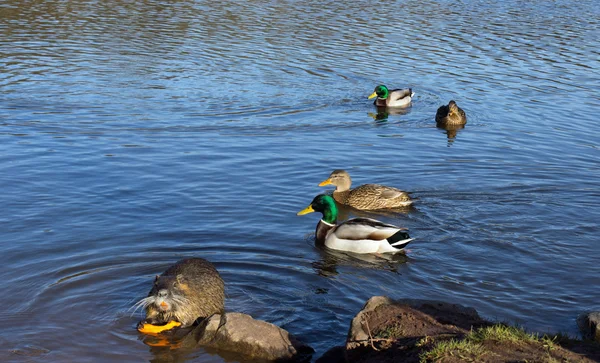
[435, 100, 466, 125]
[319, 169, 412, 210]
[297, 195, 413, 254]
[368, 85, 414, 108]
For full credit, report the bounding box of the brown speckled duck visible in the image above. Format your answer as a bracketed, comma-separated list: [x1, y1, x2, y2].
[318, 170, 412, 210]
[435, 100, 467, 126]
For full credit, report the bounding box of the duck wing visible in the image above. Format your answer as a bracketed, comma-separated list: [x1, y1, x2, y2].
[351, 184, 406, 199]
[333, 218, 406, 240]
[379, 186, 409, 199]
[435, 104, 449, 122]
[390, 88, 413, 101]
[346, 184, 412, 209]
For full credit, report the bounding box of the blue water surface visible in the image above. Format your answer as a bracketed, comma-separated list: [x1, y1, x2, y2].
[1, 0, 599, 361]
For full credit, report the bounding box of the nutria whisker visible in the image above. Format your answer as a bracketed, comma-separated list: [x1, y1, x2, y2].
[130, 296, 155, 316]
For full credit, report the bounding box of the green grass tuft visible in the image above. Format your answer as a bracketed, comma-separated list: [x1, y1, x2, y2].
[420, 338, 486, 363]
[420, 324, 556, 362]
[469, 324, 538, 344]
[375, 323, 404, 339]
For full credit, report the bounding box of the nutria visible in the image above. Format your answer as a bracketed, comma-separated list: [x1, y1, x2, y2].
[134, 258, 225, 328]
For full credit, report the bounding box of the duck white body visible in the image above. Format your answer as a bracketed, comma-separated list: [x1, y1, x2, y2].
[317, 218, 413, 254]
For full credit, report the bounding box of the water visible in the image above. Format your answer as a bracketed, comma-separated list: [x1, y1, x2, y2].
[1, 0, 599, 361]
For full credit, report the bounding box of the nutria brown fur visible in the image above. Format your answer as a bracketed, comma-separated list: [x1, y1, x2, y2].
[135, 258, 225, 327]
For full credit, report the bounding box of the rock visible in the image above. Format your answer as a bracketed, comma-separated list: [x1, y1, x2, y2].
[315, 345, 346, 363]
[346, 296, 393, 350]
[188, 312, 313, 362]
[578, 311, 600, 343]
[346, 296, 484, 350]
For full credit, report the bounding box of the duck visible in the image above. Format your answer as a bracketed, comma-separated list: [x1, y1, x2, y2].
[319, 169, 412, 210]
[297, 194, 413, 254]
[435, 100, 467, 126]
[368, 85, 414, 108]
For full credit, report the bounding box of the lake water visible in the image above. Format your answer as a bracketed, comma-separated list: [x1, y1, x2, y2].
[1, 0, 599, 361]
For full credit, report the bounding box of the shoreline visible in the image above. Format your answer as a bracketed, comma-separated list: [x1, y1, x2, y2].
[316, 296, 600, 363]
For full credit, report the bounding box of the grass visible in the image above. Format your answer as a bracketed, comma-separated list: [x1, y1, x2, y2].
[375, 323, 404, 339]
[420, 324, 556, 362]
[469, 324, 538, 344]
[420, 338, 487, 362]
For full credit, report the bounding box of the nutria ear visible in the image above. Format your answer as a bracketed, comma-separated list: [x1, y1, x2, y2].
[154, 275, 160, 282]
[176, 274, 187, 284]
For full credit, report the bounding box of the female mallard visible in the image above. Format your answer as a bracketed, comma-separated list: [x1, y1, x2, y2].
[368, 85, 414, 108]
[297, 195, 413, 254]
[319, 169, 412, 210]
[435, 100, 466, 126]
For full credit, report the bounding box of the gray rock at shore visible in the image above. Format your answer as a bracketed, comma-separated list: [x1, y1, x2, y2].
[186, 312, 313, 362]
[318, 295, 486, 362]
[346, 296, 393, 350]
[346, 296, 482, 350]
[578, 311, 600, 343]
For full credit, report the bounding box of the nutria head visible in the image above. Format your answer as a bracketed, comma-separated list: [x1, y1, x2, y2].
[133, 274, 199, 327]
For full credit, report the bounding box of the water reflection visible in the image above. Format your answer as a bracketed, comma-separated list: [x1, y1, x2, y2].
[437, 123, 466, 144]
[369, 111, 390, 124]
[147, 343, 203, 363]
[368, 106, 412, 124]
[143, 321, 228, 362]
[311, 247, 410, 278]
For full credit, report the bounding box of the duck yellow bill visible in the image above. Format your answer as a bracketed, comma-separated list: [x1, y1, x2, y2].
[297, 205, 315, 216]
[368, 92, 378, 99]
[318, 178, 332, 186]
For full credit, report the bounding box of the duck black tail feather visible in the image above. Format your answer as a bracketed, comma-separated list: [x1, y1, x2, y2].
[387, 230, 411, 244]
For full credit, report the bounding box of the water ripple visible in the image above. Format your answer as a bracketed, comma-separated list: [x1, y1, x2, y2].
[1, 0, 600, 362]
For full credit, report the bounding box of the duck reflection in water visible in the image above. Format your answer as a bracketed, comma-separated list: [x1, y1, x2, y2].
[368, 106, 411, 124]
[438, 123, 465, 144]
[311, 246, 410, 278]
